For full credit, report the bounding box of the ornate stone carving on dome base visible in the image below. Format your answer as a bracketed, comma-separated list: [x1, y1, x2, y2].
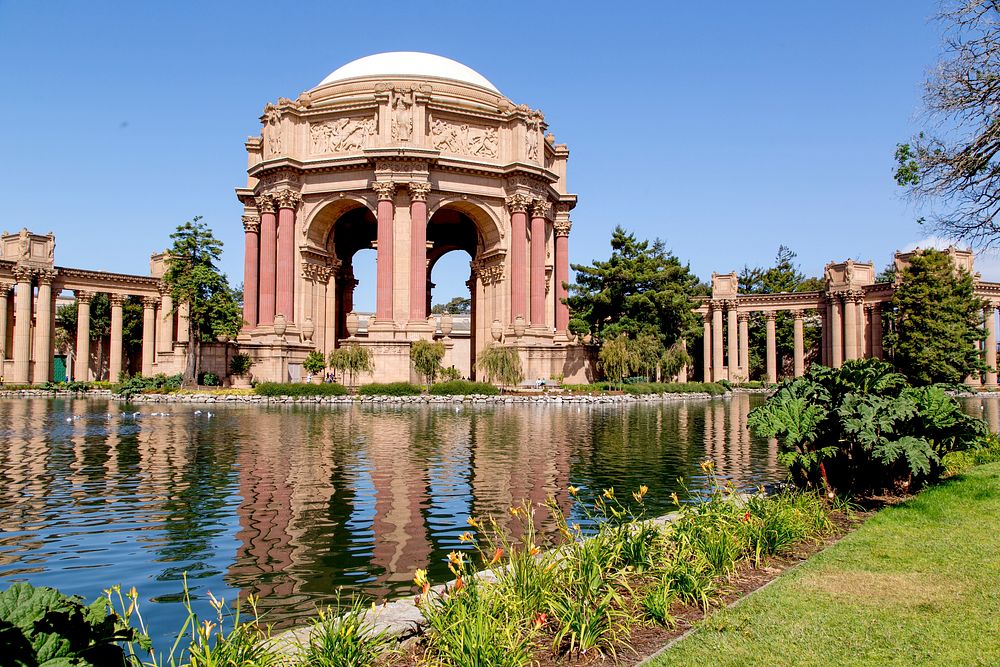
[310, 115, 378, 154]
[429, 115, 499, 159]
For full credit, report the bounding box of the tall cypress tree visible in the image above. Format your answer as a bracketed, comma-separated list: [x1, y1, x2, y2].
[883, 248, 985, 385]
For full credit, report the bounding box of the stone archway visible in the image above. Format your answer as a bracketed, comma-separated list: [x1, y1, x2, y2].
[326, 206, 377, 347]
[427, 207, 480, 377]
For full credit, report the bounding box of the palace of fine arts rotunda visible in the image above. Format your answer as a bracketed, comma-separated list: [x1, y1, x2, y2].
[234, 52, 586, 383]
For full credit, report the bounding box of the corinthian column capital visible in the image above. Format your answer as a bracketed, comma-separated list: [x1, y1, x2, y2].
[505, 193, 530, 213]
[408, 182, 432, 202]
[372, 180, 397, 200]
[553, 220, 573, 237]
[274, 188, 301, 210]
[74, 290, 94, 304]
[142, 296, 160, 309]
[530, 199, 552, 219]
[242, 215, 261, 233]
[255, 194, 276, 214]
[110, 293, 127, 307]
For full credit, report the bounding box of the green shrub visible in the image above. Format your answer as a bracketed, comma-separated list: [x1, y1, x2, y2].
[429, 380, 500, 396]
[439, 365, 462, 382]
[115, 373, 183, 399]
[942, 432, 1000, 474]
[357, 382, 422, 396]
[303, 350, 327, 375]
[620, 382, 728, 396]
[230, 353, 254, 376]
[0, 582, 140, 667]
[199, 371, 221, 387]
[748, 358, 988, 495]
[253, 382, 348, 397]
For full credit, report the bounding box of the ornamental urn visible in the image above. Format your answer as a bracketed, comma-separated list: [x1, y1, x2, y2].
[273, 314, 287, 338]
[440, 313, 454, 338]
[513, 315, 526, 339]
[301, 317, 315, 342]
[490, 319, 503, 342]
[346, 312, 360, 338]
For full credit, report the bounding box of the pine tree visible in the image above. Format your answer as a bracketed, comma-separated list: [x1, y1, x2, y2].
[883, 248, 985, 384]
[163, 217, 243, 386]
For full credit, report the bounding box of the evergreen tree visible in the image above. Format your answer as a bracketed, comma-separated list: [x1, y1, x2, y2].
[566, 226, 703, 350]
[883, 248, 985, 384]
[163, 217, 243, 386]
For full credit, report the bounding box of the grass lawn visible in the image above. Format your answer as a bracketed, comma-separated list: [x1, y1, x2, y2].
[648, 462, 1000, 667]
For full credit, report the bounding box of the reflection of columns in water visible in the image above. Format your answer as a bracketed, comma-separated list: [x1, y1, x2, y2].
[369, 412, 433, 592]
[985, 399, 1000, 434]
[713, 400, 726, 466]
[678, 402, 689, 447]
[726, 396, 739, 478]
[767, 437, 780, 475]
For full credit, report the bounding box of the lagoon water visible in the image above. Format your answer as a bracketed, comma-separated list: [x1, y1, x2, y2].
[3, 393, 990, 644]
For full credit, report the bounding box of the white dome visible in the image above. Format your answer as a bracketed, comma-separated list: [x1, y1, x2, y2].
[318, 52, 500, 93]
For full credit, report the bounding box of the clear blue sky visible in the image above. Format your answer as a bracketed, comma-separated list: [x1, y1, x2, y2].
[0, 1, 960, 309]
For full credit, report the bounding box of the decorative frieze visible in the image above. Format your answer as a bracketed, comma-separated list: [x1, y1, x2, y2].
[309, 115, 377, 154]
[430, 117, 499, 158]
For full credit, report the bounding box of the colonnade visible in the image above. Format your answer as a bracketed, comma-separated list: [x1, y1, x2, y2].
[0, 273, 182, 384]
[702, 302, 808, 383]
[240, 184, 572, 338]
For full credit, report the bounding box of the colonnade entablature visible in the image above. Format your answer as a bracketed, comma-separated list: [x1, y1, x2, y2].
[0, 229, 193, 384]
[700, 250, 1000, 388]
[235, 53, 587, 384]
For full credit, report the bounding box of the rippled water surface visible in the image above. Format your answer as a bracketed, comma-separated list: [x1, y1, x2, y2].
[0, 394, 812, 642]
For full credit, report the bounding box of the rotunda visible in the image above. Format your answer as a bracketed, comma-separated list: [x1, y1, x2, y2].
[235, 52, 586, 383]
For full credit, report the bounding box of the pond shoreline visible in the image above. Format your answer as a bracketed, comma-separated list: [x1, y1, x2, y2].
[0, 388, 761, 404]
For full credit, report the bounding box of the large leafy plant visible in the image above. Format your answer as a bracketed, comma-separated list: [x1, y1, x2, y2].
[748, 358, 986, 494]
[0, 583, 143, 667]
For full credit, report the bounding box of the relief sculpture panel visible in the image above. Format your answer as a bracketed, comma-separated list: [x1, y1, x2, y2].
[430, 117, 499, 159]
[310, 115, 378, 154]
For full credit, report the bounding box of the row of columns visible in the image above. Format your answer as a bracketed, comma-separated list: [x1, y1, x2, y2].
[240, 184, 573, 337]
[703, 301, 806, 383]
[821, 291, 883, 367]
[0, 273, 181, 383]
[243, 189, 300, 329]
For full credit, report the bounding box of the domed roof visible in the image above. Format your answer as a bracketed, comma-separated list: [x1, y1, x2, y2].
[318, 52, 500, 93]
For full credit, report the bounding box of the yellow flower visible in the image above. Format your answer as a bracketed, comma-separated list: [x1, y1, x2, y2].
[632, 485, 649, 502]
[670, 491, 680, 506]
[700, 459, 715, 472]
[458, 532, 473, 542]
[567, 485, 579, 496]
[414, 568, 428, 587]
[509, 506, 521, 517]
[466, 517, 480, 529]
[448, 551, 464, 567]
[602, 487, 615, 500]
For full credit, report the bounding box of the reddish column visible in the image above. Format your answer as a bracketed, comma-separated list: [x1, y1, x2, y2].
[554, 218, 572, 335]
[507, 194, 529, 321]
[257, 195, 277, 326]
[408, 182, 431, 321]
[373, 181, 396, 322]
[529, 200, 550, 327]
[275, 190, 299, 322]
[242, 214, 260, 328]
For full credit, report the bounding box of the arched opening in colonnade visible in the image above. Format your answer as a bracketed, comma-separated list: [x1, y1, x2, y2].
[427, 206, 482, 380]
[329, 206, 377, 344]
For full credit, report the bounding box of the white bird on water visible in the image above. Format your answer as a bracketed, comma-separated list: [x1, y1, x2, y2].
[194, 410, 202, 416]
[206, 412, 214, 419]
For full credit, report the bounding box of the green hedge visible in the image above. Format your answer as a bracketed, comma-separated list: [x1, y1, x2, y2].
[621, 382, 728, 396]
[429, 380, 500, 396]
[358, 382, 422, 396]
[563, 381, 728, 395]
[253, 382, 348, 397]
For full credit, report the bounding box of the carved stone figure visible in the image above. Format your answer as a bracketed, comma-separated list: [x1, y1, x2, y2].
[310, 115, 377, 154]
[391, 90, 413, 142]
